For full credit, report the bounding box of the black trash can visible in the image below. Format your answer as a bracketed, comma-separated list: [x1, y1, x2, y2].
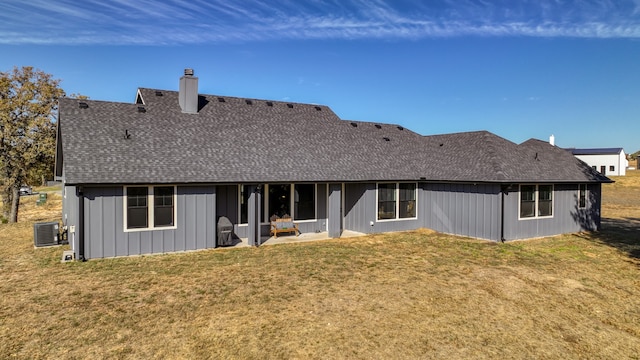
[217, 216, 234, 246]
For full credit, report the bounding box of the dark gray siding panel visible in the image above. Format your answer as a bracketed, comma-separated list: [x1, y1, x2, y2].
[423, 183, 501, 241]
[317, 183, 327, 229]
[344, 183, 423, 234]
[82, 185, 216, 259]
[328, 183, 342, 237]
[503, 183, 601, 241]
[216, 185, 241, 237]
[179, 186, 216, 251]
[141, 232, 153, 255]
[344, 183, 369, 233]
[571, 184, 601, 231]
[587, 184, 602, 230]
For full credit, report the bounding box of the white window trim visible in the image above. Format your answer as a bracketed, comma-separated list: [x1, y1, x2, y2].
[578, 184, 588, 209]
[518, 184, 554, 220]
[238, 183, 318, 225]
[376, 182, 418, 222]
[123, 185, 178, 232]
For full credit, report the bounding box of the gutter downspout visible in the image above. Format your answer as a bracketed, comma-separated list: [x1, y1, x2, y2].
[254, 185, 262, 247]
[500, 185, 508, 243]
[77, 186, 86, 261]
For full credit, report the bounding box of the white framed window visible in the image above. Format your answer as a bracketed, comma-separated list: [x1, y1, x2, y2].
[578, 184, 587, 208]
[124, 185, 177, 232]
[239, 183, 317, 224]
[377, 182, 417, 221]
[519, 184, 553, 219]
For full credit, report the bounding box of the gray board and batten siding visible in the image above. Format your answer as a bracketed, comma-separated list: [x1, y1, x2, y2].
[502, 183, 601, 240]
[423, 183, 503, 241]
[71, 186, 216, 259]
[64, 183, 334, 259]
[63, 179, 601, 259]
[343, 183, 423, 234]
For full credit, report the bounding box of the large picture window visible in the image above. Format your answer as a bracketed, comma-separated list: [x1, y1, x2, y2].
[294, 184, 315, 220]
[519, 184, 553, 219]
[269, 184, 291, 219]
[377, 183, 417, 221]
[125, 186, 176, 231]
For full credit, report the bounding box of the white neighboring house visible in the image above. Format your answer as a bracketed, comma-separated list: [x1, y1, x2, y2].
[570, 148, 628, 176]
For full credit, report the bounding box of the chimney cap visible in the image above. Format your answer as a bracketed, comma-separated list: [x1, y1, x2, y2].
[184, 68, 194, 76]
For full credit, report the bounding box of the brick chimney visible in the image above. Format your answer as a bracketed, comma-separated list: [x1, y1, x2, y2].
[179, 68, 198, 114]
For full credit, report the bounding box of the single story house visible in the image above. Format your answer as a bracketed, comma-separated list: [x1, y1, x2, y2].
[55, 69, 611, 260]
[569, 148, 628, 176]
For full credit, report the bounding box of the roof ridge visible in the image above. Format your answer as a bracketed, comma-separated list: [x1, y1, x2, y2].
[481, 132, 510, 181]
[137, 87, 327, 107]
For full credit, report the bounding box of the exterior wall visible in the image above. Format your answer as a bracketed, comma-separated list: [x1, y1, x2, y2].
[328, 183, 342, 237]
[61, 185, 79, 255]
[81, 185, 216, 259]
[422, 183, 502, 241]
[502, 183, 601, 240]
[343, 183, 423, 234]
[315, 183, 329, 234]
[341, 182, 599, 242]
[65, 180, 604, 259]
[216, 185, 240, 235]
[574, 153, 627, 176]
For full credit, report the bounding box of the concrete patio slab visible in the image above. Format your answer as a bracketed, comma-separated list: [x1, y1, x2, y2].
[231, 230, 367, 248]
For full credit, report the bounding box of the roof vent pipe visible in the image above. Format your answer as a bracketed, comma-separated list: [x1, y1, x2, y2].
[179, 68, 199, 114]
[549, 134, 555, 146]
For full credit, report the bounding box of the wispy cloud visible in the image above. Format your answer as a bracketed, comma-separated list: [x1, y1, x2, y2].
[1, 0, 639, 45]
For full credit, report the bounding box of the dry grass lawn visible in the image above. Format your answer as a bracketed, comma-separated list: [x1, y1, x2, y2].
[1, 177, 639, 359]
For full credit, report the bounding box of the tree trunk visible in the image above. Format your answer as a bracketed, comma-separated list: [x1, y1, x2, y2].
[9, 186, 19, 223]
[2, 187, 11, 221]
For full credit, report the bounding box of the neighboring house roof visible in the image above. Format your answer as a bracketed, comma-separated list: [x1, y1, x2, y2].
[56, 88, 611, 185]
[569, 148, 624, 155]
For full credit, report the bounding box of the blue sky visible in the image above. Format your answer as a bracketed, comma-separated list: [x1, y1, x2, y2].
[2, 0, 640, 152]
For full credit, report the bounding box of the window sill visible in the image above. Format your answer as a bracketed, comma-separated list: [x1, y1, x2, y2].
[518, 215, 554, 221]
[124, 225, 177, 233]
[376, 217, 418, 222]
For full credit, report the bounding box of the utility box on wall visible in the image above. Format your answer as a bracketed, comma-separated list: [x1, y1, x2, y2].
[33, 222, 59, 247]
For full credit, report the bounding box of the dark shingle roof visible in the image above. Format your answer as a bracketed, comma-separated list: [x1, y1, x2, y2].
[569, 148, 624, 155]
[57, 88, 611, 185]
[515, 139, 611, 183]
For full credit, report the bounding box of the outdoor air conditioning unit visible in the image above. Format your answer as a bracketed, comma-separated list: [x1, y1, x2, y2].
[33, 222, 59, 247]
